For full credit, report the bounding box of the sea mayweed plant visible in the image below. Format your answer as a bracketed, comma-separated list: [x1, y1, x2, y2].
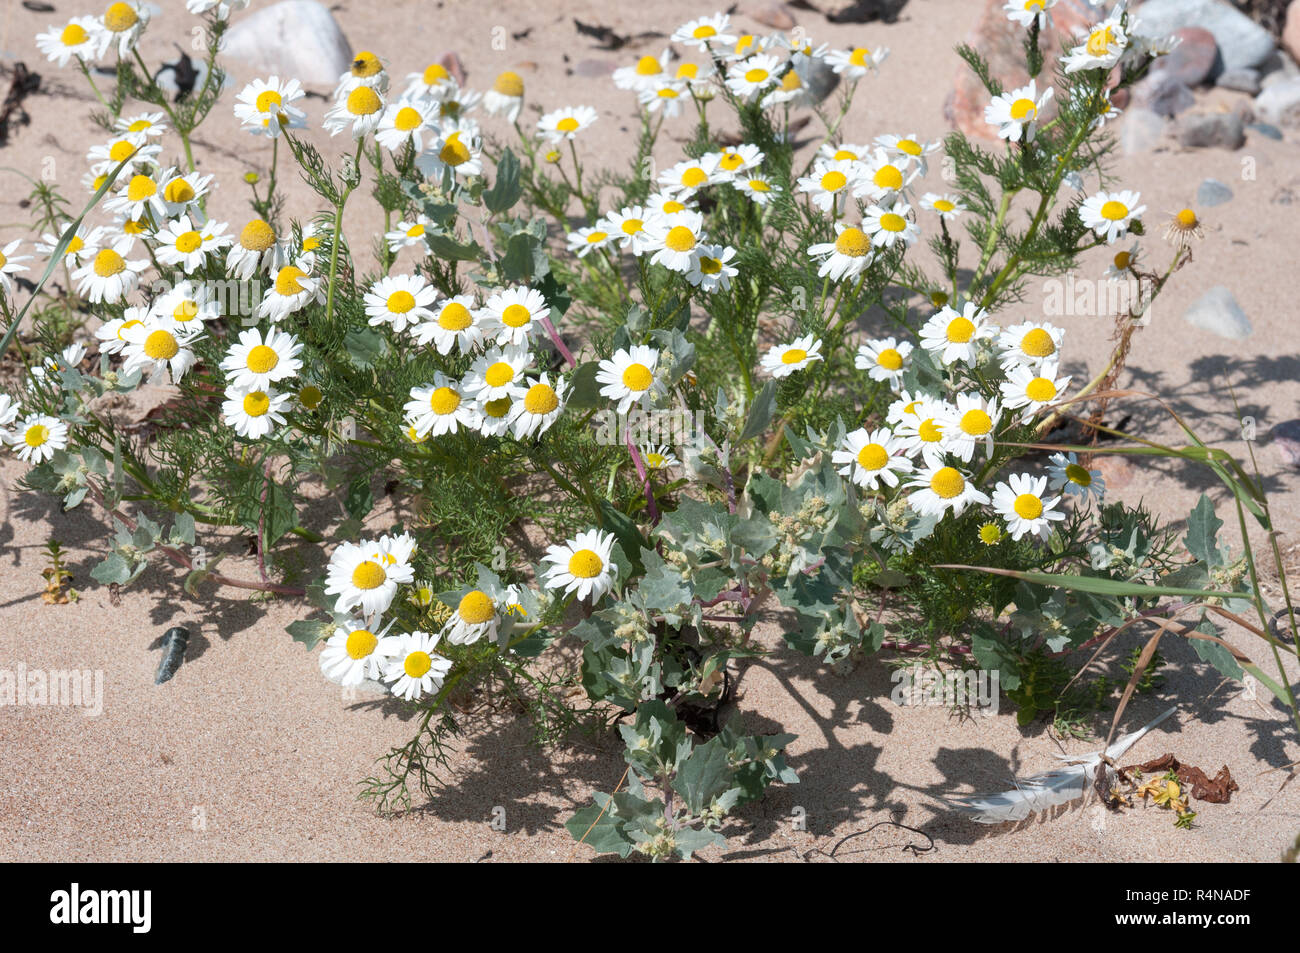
[4, 1, 1297, 859]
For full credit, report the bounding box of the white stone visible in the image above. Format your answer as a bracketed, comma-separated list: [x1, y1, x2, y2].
[1135, 0, 1276, 71]
[1183, 286, 1253, 340]
[220, 0, 353, 86]
[1255, 76, 1300, 126]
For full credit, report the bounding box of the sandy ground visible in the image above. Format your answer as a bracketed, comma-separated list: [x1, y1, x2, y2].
[1, 0, 1299, 862]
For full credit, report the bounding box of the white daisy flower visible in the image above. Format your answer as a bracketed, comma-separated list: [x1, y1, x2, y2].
[1089, 88, 1122, 129]
[863, 200, 920, 249]
[818, 141, 871, 163]
[0, 394, 20, 432]
[336, 51, 389, 96]
[365, 274, 437, 334]
[644, 210, 708, 273]
[9, 414, 68, 464]
[157, 169, 214, 217]
[826, 44, 890, 79]
[874, 133, 940, 174]
[685, 244, 738, 293]
[383, 630, 452, 702]
[221, 383, 292, 440]
[85, 137, 161, 177]
[943, 392, 1002, 463]
[464, 346, 534, 404]
[645, 192, 694, 218]
[614, 51, 670, 92]
[94, 306, 148, 356]
[153, 281, 222, 329]
[114, 111, 167, 138]
[483, 71, 525, 123]
[732, 174, 782, 205]
[404, 61, 455, 99]
[985, 81, 1053, 143]
[601, 206, 652, 253]
[906, 464, 989, 519]
[640, 83, 687, 117]
[324, 534, 416, 618]
[919, 302, 995, 366]
[725, 54, 782, 102]
[1062, 11, 1128, 73]
[416, 121, 483, 179]
[992, 472, 1065, 541]
[385, 217, 433, 254]
[807, 223, 875, 281]
[566, 225, 615, 259]
[642, 445, 680, 472]
[375, 97, 438, 153]
[537, 106, 598, 142]
[858, 149, 916, 202]
[596, 345, 660, 415]
[318, 617, 397, 687]
[257, 263, 323, 322]
[919, 192, 967, 221]
[761, 335, 823, 379]
[886, 389, 931, 428]
[405, 372, 476, 438]
[411, 295, 484, 355]
[541, 528, 619, 602]
[72, 241, 147, 304]
[855, 337, 913, 390]
[35, 223, 104, 268]
[1080, 189, 1145, 244]
[1000, 359, 1072, 422]
[714, 144, 764, 178]
[1004, 0, 1057, 30]
[441, 588, 507, 646]
[97, 1, 150, 57]
[104, 170, 169, 221]
[797, 159, 864, 214]
[1105, 243, 1140, 279]
[0, 241, 31, 296]
[475, 395, 515, 438]
[153, 215, 231, 274]
[120, 320, 202, 384]
[226, 218, 287, 280]
[832, 427, 913, 491]
[672, 13, 736, 51]
[220, 326, 303, 391]
[481, 286, 548, 348]
[1046, 451, 1105, 502]
[36, 17, 101, 67]
[893, 397, 953, 466]
[996, 321, 1064, 370]
[233, 77, 308, 137]
[323, 85, 386, 138]
[507, 373, 567, 439]
[658, 154, 724, 198]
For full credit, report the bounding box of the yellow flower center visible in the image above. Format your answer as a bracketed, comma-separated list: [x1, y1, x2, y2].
[299, 385, 323, 409]
[500, 303, 531, 328]
[242, 391, 271, 417]
[429, 386, 461, 415]
[879, 213, 907, 233]
[1020, 328, 1055, 357]
[493, 71, 524, 96]
[255, 89, 283, 112]
[849, 48, 872, 67]
[1176, 208, 1198, 228]
[680, 167, 708, 188]
[1100, 200, 1129, 221]
[103, 2, 138, 33]
[748, 179, 771, 192]
[719, 152, 744, 171]
[946, 316, 976, 343]
[781, 71, 802, 91]
[897, 139, 922, 155]
[24, 424, 50, 448]
[662, 200, 685, 214]
[275, 266, 308, 296]
[351, 51, 383, 78]
[524, 383, 559, 415]
[423, 63, 450, 85]
[1010, 98, 1037, 121]
[621, 363, 653, 391]
[143, 329, 179, 361]
[820, 170, 847, 192]
[933, 199, 955, 213]
[960, 409, 992, 435]
[403, 651, 432, 678]
[458, 590, 496, 624]
[930, 467, 965, 499]
[93, 249, 126, 277]
[873, 165, 903, 190]
[677, 62, 699, 79]
[1065, 463, 1092, 486]
[65, 236, 85, 256]
[833, 148, 858, 160]
[744, 68, 769, 83]
[174, 230, 203, 254]
[692, 25, 717, 39]
[476, 396, 509, 420]
[876, 347, 903, 370]
[979, 523, 1003, 544]
[351, 560, 386, 590]
[439, 132, 471, 166]
[246, 344, 279, 374]
[835, 227, 870, 257]
[346, 86, 382, 117]
[345, 629, 377, 659]
[1086, 26, 1115, 57]
[394, 106, 423, 131]
[439, 303, 473, 330]
[620, 218, 644, 235]
[857, 443, 888, 471]
[1013, 493, 1043, 520]
[646, 452, 667, 468]
[1113, 250, 1131, 270]
[387, 290, 417, 314]
[1025, 377, 1057, 402]
[406, 224, 426, 237]
[240, 219, 276, 251]
[664, 226, 696, 253]
[109, 140, 138, 162]
[568, 549, 603, 578]
[918, 418, 943, 442]
[62, 23, 90, 46]
[635, 55, 662, 76]
[126, 174, 156, 201]
[699, 256, 722, 275]
[484, 362, 515, 388]
[781, 348, 807, 365]
[556, 117, 580, 133]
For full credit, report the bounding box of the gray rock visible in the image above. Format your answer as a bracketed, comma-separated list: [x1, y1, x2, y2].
[793, 57, 840, 105]
[1271, 420, 1300, 468]
[1250, 121, 1285, 139]
[220, 0, 352, 86]
[1196, 178, 1234, 206]
[1216, 67, 1261, 94]
[1176, 111, 1246, 148]
[1254, 76, 1300, 126]
[1183, 286, 1253, 340]
[1122, 107, 1169, 154]
[1134, 0, 1276, 72]
[1151, 27, 1219, 86]
[1134, 74, 1197, 116]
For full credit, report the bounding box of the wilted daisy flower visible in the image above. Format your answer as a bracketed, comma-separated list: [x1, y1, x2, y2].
[907, 463, 989, 518]
[412, 295, 484, 355]
[997, 321, 1063, 370]
[832, 427, 913, 491]
[644, 210, 707, 273]
[875, 133, 939, 174]
[431, 83, 482, 123]
[642, 445, 680, 472]
[1000, 359, 1071, 422]
[0, 241, 31, 295]
[1088, 88, 1122, 129]
[227, 218, 286, 279]
[325, 534, 416, 618]
[9, 414, 68, 464]
[318, 618, 397, 687]
[1163, 208, 1204, 249]
[537, 105, 598, 142]
[233, 77, 307, 137]
[856, 337, 913, 389]
[686, 244, 738, 293]
[376, 97, 438, 152]
[985, 81, 1053, 142]
[36, 17, 102, 66]
[797, 159, 863, 214]
[336, 51, 389, 96]
[72, 241, 148, 304]
[566, 225, 614, 259]
[385, 217, 433, 254]
[1004, 0, 1058, 30]
[1080, 189, 1145, 244]
[153, 215, 231, 274]
[383, 630, 452, 702]
[405, 372, 476, 438]
[659, 154, 724, 198]
[508, 373, 567, 439]
[859, 149, 916, 202]
[257, 263, 322, 322]
[365, 274, 436, 334]
[808, 223, 875, 281]
[761, 335, 823, 379]
[614, 51, 670, 92]
[894, 397, 952, 466]
[120, 320, 202, 384]
[85, 136, 160, 176]
[324, 84, 385, 138]
[992, 473, 1065, 541]
[826, 44, 890, 78]
[733, 173, 781, 205]
[863, 201, 920, 248]
[481, 286, 548, 348]
[405, 61, 454, 99]
[1105, 242, 1141, 278]
[416, 121, 483, 179]
[943, 392, 1002, 462]
[919, 302, 995, 366]
[597, 345, 660, 415]
[672, 12, 736, 51]
[98, 1, 150, 57]
[35, 222, 103, 267]
[464, 346, 533, 404]
[542, 528, 618, 601]
[919, 192, 966, 221]
[601, 206, 652, 253]
[221, 383, 292, 439]
[725, 53, 782, 102]
[220, 326, 303, 390]
[153, 281, 222, 329]
[1063, 10, 1128, 72]
[484, 70, 525, 122]
[1047, 451, 1105, 502]
[94, 306, 147, 356]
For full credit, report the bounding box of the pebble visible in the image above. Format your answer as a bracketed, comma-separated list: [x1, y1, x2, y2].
[1271, 419, 1300, 468]
[1254, 76, 1300, 127]
[572, 59, 615, 78]
[1176, 111, 1246, 149]
[1249, 121, 1285, 139]
[751, 2, 797, 30]
[1183, 286, 1253, 340]
[1135, 0, 1277, 72]
[1151, 27, 1219, 86]
[1215, 67, 1262, 94]
[221, 0, 352, 86]
[1122, 107, 1169, 154]
[1196, 178, 1234, 206]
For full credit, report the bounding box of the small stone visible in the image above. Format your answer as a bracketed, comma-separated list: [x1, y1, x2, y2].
[1254, 76, 1300, 126]
[1183, 286, 1253, 340]
[1176, 111, 1246, 148]
[1286, 0, 1300, 63]
[1250, 120, 1284, 139]
[1135, 0, 1276, 72]
[572, 59, 615, 78]
[1134, 74, 1197, 117]
[1151, 27, 1219, 86]
[1271, 419, 1300, 468]
[1215, 67, 1262, 94]
[751, 2, 797, 30]
[1196, 178, 1234, 206]
[439, 51, 466, 87]
[1122, 107, 1169, 154]
[220, 0, 353, 86]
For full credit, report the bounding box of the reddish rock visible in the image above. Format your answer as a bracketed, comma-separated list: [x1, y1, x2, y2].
[945, 0, 1102, 139]
[439, 51, 466, 86]
[1285, 0, 1300, 63]
[1149, 27, 1219, 86]
[751, 2, 797, 31]
[1094, 455, 1134, 491]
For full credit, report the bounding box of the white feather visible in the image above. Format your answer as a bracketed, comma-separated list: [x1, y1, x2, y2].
[947, 706, 1176, 824]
